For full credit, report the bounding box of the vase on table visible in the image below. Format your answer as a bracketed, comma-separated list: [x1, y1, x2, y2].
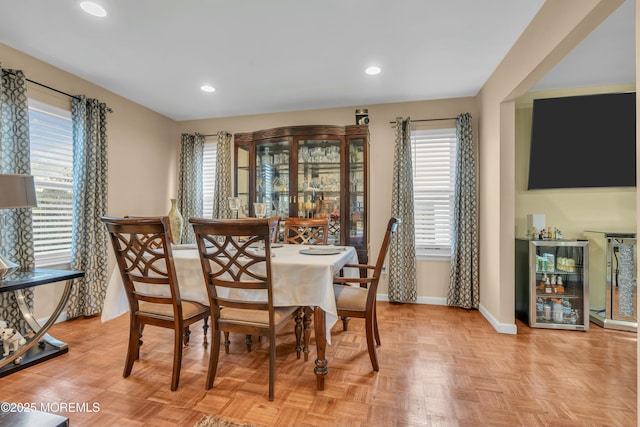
[168, 199, 183, 244]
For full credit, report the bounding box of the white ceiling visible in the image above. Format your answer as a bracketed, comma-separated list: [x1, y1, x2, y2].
[0, 0, 634, 121]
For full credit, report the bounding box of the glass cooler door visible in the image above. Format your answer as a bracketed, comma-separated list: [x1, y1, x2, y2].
[530, 240, 589, 330]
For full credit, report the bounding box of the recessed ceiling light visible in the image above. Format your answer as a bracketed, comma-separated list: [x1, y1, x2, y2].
[365, 66, 381, 75]
[80, 1, 107, 17]
[201, 85, 216, 93]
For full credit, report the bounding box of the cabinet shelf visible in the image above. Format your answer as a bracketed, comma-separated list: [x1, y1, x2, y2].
[535, 270, 582, 276]
[535, 292, 581, 299]
[299, 161, 341, 167]
[534, 318, 584, 327]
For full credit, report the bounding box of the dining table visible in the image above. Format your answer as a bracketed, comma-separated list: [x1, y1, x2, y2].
[101, 242, 359, 390]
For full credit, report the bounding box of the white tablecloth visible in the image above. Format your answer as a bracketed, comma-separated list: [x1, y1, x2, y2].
[101, 244, 358, 343]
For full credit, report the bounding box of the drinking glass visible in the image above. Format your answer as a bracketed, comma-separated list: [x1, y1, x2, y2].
[253, 203, 268, 251]
[228, 197, 241, 219]
[254, 203, 267, 218]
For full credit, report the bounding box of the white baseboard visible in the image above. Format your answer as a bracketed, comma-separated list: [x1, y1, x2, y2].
[378, 294, 517, 335]
[36, 311, 67, 326]
[479, 304, 517, 334]
[377, 294, 447, 305]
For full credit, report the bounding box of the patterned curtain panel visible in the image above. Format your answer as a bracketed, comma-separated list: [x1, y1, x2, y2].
[389, 117, 417, 302]
[212, 131, 232, 219]
[447, 113, 479, 309]
[0, 68, 35, 332]
[177, 133, 204, 243]
[67, 96, 109, 318]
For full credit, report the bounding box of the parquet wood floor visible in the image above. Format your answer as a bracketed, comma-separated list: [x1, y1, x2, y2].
[0, 303, 635, 427]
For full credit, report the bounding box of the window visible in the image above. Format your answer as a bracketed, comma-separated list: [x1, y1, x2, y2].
[202, 139, 217, 218]
[28, 100, 74, 267]
[411, 127, 457, 258]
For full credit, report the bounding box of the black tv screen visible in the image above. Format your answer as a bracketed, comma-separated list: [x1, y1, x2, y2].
[528, 92, 636, 189]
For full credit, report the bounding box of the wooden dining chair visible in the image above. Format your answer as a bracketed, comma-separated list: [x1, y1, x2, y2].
[222, 216, 281, 351]
[283, 217, 329, 245]
[332, 217, 400, 371]
[101, 216, 210, 391]
[190, 217, 302, 401]
[268, 217, 281, 243]
[240, 216, 282, 349]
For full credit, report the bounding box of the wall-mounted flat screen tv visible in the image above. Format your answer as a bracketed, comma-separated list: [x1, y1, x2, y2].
[528, 92, 636, 190]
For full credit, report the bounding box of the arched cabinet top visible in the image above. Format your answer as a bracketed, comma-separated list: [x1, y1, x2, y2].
[234, 124, 368, 143]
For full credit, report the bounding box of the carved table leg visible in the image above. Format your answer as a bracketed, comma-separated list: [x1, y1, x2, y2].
[303, 306, 313, 361]
[294, 308, 303, 359]
[313, 307, 327, 391]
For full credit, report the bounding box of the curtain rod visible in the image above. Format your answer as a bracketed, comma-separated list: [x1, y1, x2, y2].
[202, 132, 231, 137]
[2, 68, 113, 113]
[389, 117, 457, 124]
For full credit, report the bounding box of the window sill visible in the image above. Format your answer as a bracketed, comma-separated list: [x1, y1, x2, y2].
[416, 253, 451, 262]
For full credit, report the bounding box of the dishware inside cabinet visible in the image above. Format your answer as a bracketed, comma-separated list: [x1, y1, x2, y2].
[515, 239, 589, 331]
[347, 137, 365, 248]
[256, 140, 289, 219]
[296, 138, 341, 246]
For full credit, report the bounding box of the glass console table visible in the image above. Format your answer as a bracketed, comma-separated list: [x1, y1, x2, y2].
[0, 268, 84, 376]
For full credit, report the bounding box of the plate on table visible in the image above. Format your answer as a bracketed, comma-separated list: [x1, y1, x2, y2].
[299, 247, 342, 256]
[248, 242, 283, 249]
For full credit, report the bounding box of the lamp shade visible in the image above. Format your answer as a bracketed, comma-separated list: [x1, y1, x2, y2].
[0, 174, 37, 208]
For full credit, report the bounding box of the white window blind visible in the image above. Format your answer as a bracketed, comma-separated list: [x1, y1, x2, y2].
[411, 127, 457, 258]
[28, 100, 74, 267]
[202, 140, 217, 218]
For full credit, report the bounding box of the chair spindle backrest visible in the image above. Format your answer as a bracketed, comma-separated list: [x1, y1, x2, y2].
[268, 217, 280, 243]
[190, 218, 275, 321]
[282, 217, 329, 245]
[102, 216, 182, 317]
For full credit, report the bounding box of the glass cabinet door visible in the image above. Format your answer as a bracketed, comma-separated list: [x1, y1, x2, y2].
[236, 145, 250, 218]
[296, 139, 342, 245]
[255, 141, 289, 218]
[530, 241, 589, 330]
[347, 138, 365, 248]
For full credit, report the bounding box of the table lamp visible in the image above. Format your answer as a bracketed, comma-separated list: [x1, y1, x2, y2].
[0, 174, 37, 277]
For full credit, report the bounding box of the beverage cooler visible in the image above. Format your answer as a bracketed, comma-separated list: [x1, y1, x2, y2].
[515, 239, 589, 331]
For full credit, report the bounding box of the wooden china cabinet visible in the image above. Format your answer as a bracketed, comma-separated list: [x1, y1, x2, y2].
[233, 125, 369, 263]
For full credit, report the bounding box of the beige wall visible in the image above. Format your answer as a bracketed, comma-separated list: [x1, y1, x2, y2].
[0, 43, 179, 319]
[477, 0, 625, 332]
[176, 98, 477, 302]
[515, 84, 636, 241]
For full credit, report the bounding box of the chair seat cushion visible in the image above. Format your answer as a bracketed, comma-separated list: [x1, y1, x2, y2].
[139, 300, 208, 320]
[220, 306, 297, 327]
[333, 284, 368, 312]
